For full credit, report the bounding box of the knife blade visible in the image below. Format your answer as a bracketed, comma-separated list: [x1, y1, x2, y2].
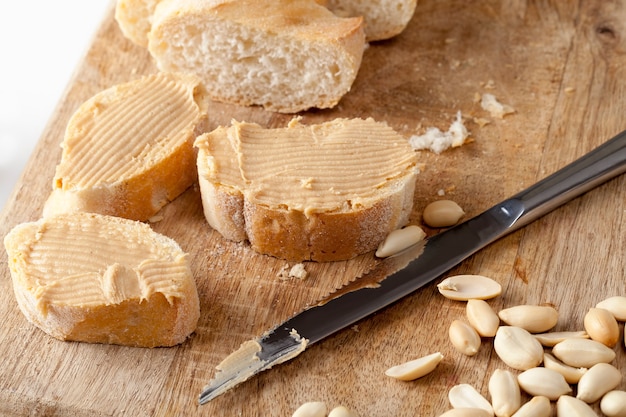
[199, 129, 626, 404]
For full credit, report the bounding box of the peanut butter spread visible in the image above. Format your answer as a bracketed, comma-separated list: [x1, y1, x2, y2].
[53, 72, 204, 189]
[43, 72, 208, 221]
[196, 118, 418, 217]
[4, 213, 200, 347]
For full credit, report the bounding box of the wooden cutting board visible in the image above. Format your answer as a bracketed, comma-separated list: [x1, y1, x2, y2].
[1, 1, 625, 415]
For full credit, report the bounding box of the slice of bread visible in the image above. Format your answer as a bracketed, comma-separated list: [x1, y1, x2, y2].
[3, 213, 200, 347]
[115, 0, 162, 47]
[147, 0, 365, 113]
[325, 0, 417, 41]
[195, 118, 418, 262]
[43, 72, 208, 221]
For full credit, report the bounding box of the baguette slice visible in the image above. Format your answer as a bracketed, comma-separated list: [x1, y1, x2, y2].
[195, 118, 418, 262]
[43, 72, 208, 221]
[147, 0, 365, 113]
[325, 0, 418, 41]
[4, 213, 200, 347]
[115, 0, 162, 47]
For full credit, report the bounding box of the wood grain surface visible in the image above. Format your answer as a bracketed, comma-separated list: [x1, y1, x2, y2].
[1, 1, 625, 416]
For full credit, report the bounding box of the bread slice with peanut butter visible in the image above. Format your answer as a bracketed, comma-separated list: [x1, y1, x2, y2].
[3, 212, 200, 347]
[195, 118, 418, 262]
[43, 72, 208, 221]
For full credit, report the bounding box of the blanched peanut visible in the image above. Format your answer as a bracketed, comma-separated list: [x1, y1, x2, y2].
[328, 406, 358, 417]
[516, 367, 571, 400]
[543, 352, 587, 384]
[600, 391, 626, 417]
[466, 299, 500, 337]
[534, 330, 588, 347]
[556, 395, 597, 417]
[596, 296, 626, 321]
[448, 384, 494, 416]
[437, 275, 502, 301]
[576, 363, 621, 403]
[384, 352, 444, 381]
[551, 338, 615, 368]
[583, 307, 620, 347]
[439, 409, 492, 417]
[493, 326, 543, 371]
[375, 225, 426, 258]
[449, 320, 481, 356]
[511, 396, 551, 417]
[423, 200, 465, 228]
[497, 305, 558, 333]
[292, 402, 327, 417]
[488, 369, 521, 417]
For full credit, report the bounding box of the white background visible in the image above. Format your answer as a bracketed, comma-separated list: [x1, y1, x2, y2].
[0, 1, 111, 211]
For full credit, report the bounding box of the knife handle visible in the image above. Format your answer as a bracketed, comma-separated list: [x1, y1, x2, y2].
[510, 130, 626, 231]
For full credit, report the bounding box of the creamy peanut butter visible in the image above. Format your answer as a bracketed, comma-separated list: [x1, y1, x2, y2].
[197, 118, 418, 217]
[200, 329, 308, 403]
[3, 212, 200, 347]
[43, 72, 208, 221]
[55, 72, 204, 188]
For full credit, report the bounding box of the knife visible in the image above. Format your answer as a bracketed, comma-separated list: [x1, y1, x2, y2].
[199, 129, 626, 404]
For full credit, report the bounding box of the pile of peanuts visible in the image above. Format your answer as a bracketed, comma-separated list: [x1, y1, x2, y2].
[387, 274, 626, 416]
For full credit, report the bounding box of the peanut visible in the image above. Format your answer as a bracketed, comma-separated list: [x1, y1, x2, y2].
[439, 409, 492, 417]
[583, 307, 619, 347]
[600, 391, 626, 417]
[596, 296, 626, 321]
[497, 305, 558, 333]
[292, 402, 327, 417]
[466, 299, 500, 337]
[534, 330, 588, 347]
[375, 225, 426, 258]
[556, 395, 597, 417]
[510, 396, 551, 417]
[488, 369, 521, 417]
[543, 352, 587, 384]
[384, 352, 443, 381]
[576, 363, 621, 403]
[422, 200, 465, 228]
[448, 384, 494, 416]
[551, 337, 616, 368]
[449, 320, 481, 356]
[493, 326, 543, 371]
[437, 275, 502, 301]
[328, 406, 357, 417]
[516, 367, 572, 400]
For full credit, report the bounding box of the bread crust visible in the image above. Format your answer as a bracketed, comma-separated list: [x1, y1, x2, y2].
[242, 178, 416, 261]
[4, 213, 200, 347]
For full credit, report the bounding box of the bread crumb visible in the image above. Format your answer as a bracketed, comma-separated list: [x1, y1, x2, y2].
[473, 117, 491, 128]
[483, 79, 496, 89]
[289, 263, 309, 280]
[408, 111, 470, 154]
[480, 93, 515, 118]
[437, 189, 445, 196]
[564, 87, 575, 93]
[278, 263, 309, 280]
[148, 215, 164, 223]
